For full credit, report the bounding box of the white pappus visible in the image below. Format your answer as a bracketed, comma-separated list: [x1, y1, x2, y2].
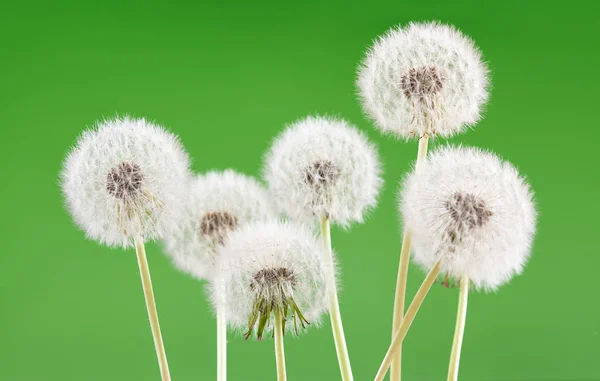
[263, 115, 383, 228]
[163, 170, 278, 280]
[357, 22, 489, 139]
[210, 221, 333, 339]
[400, 146, 537, 291]
[61, 117, 191, 248]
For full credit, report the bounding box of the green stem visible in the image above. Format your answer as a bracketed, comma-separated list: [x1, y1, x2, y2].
[447, 277, 469, 381]
[134, 237, 171, 381]
[217, 305, 227, 381]
[320, 217, 354, 381]
[375, 258, 441, 381]
[390, 135, 429, 381]
[274, 310, 287, 381]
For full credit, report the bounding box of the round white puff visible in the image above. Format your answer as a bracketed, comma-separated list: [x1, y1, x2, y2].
[61, 117, 191, 248]
[263, 116, 383, 228]
[357, 22, 489, 139]
[210, 221, 333, 337]
[163, 170, 278, 280]
[401, 146, 537, 291]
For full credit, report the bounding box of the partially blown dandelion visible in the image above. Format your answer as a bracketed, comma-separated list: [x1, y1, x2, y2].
[61, 117, 191, 381]
[374, 146, 537, 381]
[211, 221, 332, 381]
[163, 170, 277, 381]
[357, 22, 489, 139]
[264, 115, 382, 381]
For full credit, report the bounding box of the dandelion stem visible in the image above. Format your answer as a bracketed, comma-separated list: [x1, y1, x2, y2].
[447, 277, 469, 381]
[217, 305, 227, 381]
[274, 310, 287, 381]
[390, 230, 412, 381]
[320, 217, 354, 381]
[390, 134, 429, 381]
[134, 237, 171, 381]
[375, 257, 441, 381]
[415, 135, 430, 169]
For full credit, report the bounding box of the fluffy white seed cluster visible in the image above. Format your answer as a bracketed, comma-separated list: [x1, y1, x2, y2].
[263, 116, 383, 228]
[163, 170, 278, 280]
[61, 117, 191, 248]
[210, 221, 333, 338]
[401, 146, 537, 291]
[357, 22, 489, 139]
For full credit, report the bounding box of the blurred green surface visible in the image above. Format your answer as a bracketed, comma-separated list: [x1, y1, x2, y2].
[1, 1, 598, 380]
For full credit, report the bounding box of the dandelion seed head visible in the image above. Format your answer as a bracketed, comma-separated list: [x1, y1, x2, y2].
[263, 116, 383, 228]
[60, 117, 191, 248]
[357, 22, 489, 139]
[400, 146, 537, 291]
[163, 170, 277, 280]
[209, 221, 333, 339]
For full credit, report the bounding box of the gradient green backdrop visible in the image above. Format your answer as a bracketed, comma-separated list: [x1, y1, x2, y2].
[1, 1, 598, 380]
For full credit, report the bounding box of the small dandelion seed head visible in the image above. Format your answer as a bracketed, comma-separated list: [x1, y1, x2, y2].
[400, 146, 537, 291]
[263, 115, 383, 228]
[357, 21, 490, 139]
[209, 221, 333, 339]
[163, 170, 277, 280]
[60, 117, 191, 248]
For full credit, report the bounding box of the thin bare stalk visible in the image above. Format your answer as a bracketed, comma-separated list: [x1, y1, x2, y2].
[134, 237, 171, 381]
[390, 135, 429, 381]
[321, 217, 354, 381]
[375, 257, 441, 381]
[217, 305, 227, 381]
[447, 277, 469, 381]
[274, 310, 287, 381]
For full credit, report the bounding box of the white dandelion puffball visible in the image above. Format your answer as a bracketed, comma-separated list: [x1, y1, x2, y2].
[263, 116, 383, 228]
[401, 146, 537, 291]
[357, 22, 489, 139]
[210, 221, 332, 339]
[61, 117, 191, 248]
[163, 170, 278, 280]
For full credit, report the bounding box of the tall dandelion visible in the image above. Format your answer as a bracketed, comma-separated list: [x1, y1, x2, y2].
[210, 221, 332, 381]
[373, 146, 537, 381]
[357, 21, 490, 381]
[163, 170, 277, 381]
[60, 117, 191, 381]
[264, 115, 383, 381]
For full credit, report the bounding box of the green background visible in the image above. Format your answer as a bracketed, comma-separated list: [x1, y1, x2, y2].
[1, 1, 598, 380]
